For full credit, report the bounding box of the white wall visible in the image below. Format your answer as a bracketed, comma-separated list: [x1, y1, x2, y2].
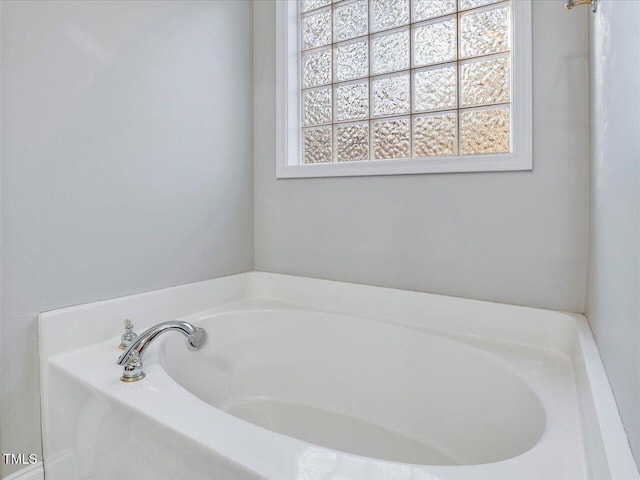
[254, 0, 590, 312]
[586, 0, 640, 467]
[0, 1, 253, 476]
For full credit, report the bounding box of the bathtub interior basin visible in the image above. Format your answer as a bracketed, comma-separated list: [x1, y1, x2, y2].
[160, 308, 546, 466]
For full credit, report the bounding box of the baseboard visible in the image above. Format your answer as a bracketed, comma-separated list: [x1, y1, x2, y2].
[2, 462, 44, 480]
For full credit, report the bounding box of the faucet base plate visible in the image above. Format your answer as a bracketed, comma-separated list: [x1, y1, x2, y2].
[121, 372, 145, 382]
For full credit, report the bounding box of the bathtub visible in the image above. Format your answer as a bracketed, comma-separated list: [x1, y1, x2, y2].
[39, 272, 639, 480]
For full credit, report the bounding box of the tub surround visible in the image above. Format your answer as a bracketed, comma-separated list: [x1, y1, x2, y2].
[39, 272, 638, 480]
[0, 463, 43, 480]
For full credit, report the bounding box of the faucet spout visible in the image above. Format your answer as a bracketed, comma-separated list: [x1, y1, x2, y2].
[117, 320, 207, 382]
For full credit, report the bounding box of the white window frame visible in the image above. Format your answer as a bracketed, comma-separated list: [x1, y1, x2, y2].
[276, 0, 532, 179]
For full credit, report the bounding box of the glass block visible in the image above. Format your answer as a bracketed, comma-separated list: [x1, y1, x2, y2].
[302, 48, 332, 88]
[460, 106, 510, 154]
[334, 0, 368, 42]
[334, 39, 369, 82]
[335, 81, 369, 122]
[460, 3, 510, 58]
[458, 0, 502, 11]
[460, 53, 510, 107]
[413, 112, 457, 156]
[372, 73, 410, 117]
[371, 28, 410, 75]
[335, 122, 369, 161]
[413, 64, 457, 112]
[303, 127, 333, 163]
[413, 0, 456, 22]
[302, 8, 332, 50]
[303, 87, 332, 126]
[373, 117, 410, 159]
[413, 16, 457, 67]
[370, 0, 410, 33]
[302, 0, 332, 13]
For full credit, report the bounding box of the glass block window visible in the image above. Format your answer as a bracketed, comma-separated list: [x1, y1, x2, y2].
[299, 0, 512, 164]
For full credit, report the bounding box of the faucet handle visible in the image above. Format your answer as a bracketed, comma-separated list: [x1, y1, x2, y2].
[118, 319, 138, 350]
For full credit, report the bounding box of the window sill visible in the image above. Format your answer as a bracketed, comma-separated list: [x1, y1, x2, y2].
[276, 153, 532, 179]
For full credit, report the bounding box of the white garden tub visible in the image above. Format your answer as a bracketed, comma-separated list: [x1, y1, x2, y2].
[39, 272, 639, 480]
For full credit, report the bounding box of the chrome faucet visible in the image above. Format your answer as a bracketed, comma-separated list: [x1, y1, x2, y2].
[117, 320, 207, 382]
